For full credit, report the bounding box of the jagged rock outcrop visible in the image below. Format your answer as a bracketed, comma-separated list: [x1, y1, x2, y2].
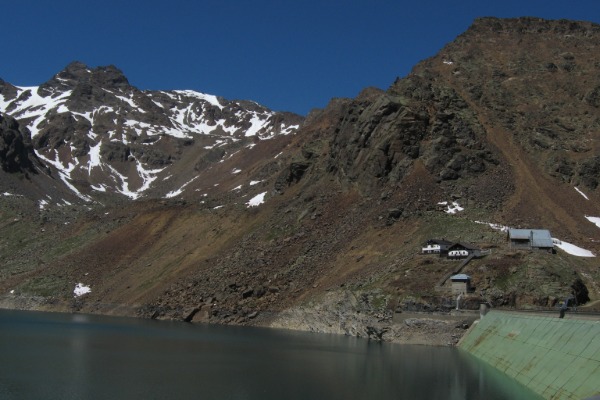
[0, 112, 38, 174]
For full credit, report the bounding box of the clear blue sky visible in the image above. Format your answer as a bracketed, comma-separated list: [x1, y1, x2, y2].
[2, 0, 600, 115]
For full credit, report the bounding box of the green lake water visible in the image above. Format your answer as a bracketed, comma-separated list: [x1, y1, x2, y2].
[0, 309, 541, 399]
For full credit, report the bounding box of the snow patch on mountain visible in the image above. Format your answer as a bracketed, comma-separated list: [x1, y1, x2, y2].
[168, 104, 245, 138]
[552, 238, 595, 257]
[72, 110, 93, 124]
[439, 201, 464, 214]
[106, 164, 136, 199]
[245, 113, 271, 137]
[474, 221, 510, 232]
[165, 176, 200, 199]
[91, 184, 107, 192]
[5, 87, 72, 137]
[74, 283, 91, 297]
[61, 173, 92, 202]
[247, 192, 267, 207]
[35, 150, 93, 202]
[282, 124, 300, 135]
[114, 94, 139, 109]
[173, 90, 223, 109]
[136, 159, 166, 193]
[586, 216, 600, 229]
[575, 187, 589, 200]
[87, 142, 102, 173]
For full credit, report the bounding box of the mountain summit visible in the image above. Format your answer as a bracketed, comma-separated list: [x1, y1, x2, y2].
[40, 61, 131, 93]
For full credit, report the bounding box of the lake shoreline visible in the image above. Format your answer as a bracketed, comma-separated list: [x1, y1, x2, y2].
[0, 293, 476, 346]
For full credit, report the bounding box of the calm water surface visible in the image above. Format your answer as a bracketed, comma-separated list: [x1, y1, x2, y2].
[0, 309, 541, 400]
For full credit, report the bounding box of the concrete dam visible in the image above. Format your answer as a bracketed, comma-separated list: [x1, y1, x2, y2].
[459, 311, 600, 400]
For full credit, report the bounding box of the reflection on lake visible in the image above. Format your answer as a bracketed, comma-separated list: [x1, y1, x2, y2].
[0, 309, 541, 399]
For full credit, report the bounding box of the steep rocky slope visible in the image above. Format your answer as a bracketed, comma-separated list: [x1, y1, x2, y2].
[1, 17, 599, 343]
[410, 17, 600, 237]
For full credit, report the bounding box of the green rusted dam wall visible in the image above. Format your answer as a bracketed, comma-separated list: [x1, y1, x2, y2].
[459, 311, 600, 400]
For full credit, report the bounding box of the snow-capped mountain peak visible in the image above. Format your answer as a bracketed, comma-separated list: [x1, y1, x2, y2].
[0, 62, 303, 203]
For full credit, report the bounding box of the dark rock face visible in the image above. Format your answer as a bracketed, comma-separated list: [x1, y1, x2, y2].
[391, 78, 496, 180]
[0, 79, 19, 101]
[571, 278, 590, 305]
[100, 141, 130, 162]
[34, 112, 92, 153]
[39, 61, 131, 95]
[585, 85, 600, 108]
[296, 78, 498, 194]
[577, 157, 600, 189]
[325, 91, 427, 183]
[274, 161, 310, 192]
[0, 113, 37, 174]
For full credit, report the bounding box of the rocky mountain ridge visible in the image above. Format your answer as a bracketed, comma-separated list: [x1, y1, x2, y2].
[0, 61, 302, 203]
